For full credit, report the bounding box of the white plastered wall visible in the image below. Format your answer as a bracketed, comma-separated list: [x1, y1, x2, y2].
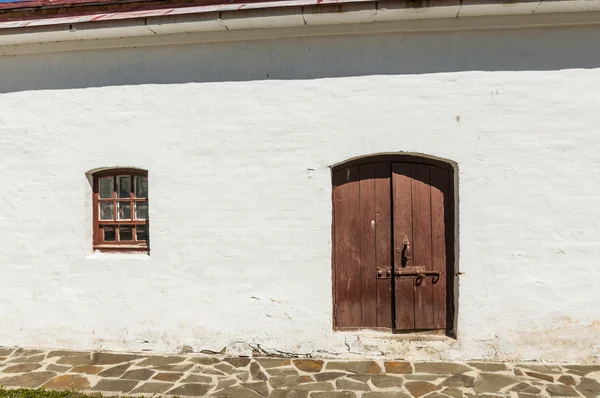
[1, 23, 600, 362]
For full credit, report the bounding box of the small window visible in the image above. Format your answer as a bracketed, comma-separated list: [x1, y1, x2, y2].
[93, 169, 149, 252]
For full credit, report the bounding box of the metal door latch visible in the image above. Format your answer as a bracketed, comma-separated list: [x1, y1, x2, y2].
[376, 267, 392, 279]
[395, 266, 441, 282]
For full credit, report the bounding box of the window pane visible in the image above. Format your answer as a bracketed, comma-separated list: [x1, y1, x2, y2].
[103, 226, 116, 241]
[99, 177, 113, 199]
[136, 225, 147, 241]
[134, 176, 148, 198]
[117, 175, 131, 198]
[117, 202, 131, 220]
[99, 202, 114, 220]
[135, 201, 149, 220]
[119, 226, 133, 241]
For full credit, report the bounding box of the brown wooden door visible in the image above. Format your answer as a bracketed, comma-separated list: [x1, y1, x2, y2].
[392, 163, 451, 331]
[333, 160, 452, 332]
[332, 162, 393, 329]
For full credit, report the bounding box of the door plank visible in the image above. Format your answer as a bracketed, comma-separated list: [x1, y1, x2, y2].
[359, 164, 377, 327]
[374, 162, 393, 328]
[333, 166, 361, 327]
[431, 166, 449, 329]
[411, 164, 434, 329]
[392, 163, 414, 330]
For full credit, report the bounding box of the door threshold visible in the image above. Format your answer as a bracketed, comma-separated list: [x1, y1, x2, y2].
[334, 328, 455, 341]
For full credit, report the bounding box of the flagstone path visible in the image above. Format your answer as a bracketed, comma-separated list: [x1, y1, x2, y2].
[1, 347, 600, 397]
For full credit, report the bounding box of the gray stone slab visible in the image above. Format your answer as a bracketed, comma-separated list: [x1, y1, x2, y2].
[121, 368, 155, 381]
[43, 374, 90, 391]
[558, 375, 577, 386]
[312, 392, 357, 398]
[130, 382, 173, 394]
[270, 375, 314, 388]
[266, 367, 299, 377]
[91, 353, 143, 365]
[137, 356, 186, 367]
[518, 365, 564, 374]
[326, 361, 382, 375]
[509, 382, 542, 394]
[371, 375, 404, 388]
[92, 378, 139, 392]
[414, 363, 472, 375]
[467, 363, 508, 372]
[212, 386, 264, 397]
[363, 393, 412, 398]
[56, 355, 91, 366]
[47, 351, 88, 358]
[255, 358, 291, 368]
[166, 383, 213, 396]
[224, 357, 252, 368]
[314, 372, 349, 381]
[98, 362, 132, 377]
[565, 365, 600, 375]
[0, 348, 14, 357]
[12, 349, 45, 357]
[214, 362, 240, 374]
[153, 372, 184, 382]
[191, 357, 221, 365]
[288, 381, 335, 391]
[546, 383, 580, 397]
[0, 371, 56, 388]
[7, 354, 46, 364]
[242, 381, 268, 397]
[336, 378, 371, 391]
[441, 374, 475, 388]
[153, 363, 194, 372]
[3, 363, 42, 373]
[269, 389, 309, 398]
[442, 387, 467, 398]
[577, 378, 600, 398]
[46, 364, 72, 373]
[405, 381, 442, 397]
[215, 378, 236, 390]
[474, 373, 521, 394]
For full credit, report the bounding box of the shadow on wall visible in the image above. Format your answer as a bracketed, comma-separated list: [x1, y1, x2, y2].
[2, 24, 600, 93]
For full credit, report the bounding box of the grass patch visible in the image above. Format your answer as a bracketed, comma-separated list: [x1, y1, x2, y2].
[0, 389, 147, 398]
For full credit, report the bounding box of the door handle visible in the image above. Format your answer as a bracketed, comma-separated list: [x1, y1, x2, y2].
[402, 237, 411, 266]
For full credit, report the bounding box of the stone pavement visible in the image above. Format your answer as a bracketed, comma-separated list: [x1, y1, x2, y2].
[1, 347, 600, 397]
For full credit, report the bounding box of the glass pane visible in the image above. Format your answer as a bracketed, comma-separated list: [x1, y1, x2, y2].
[136, 225, 147, 241]
[117, 202, 131, 220]
[117, 175, 131, 198]
[103, 226, 116, 241]
[99, 202, 114, 220]
[119, 226, 132, 241]
[134, 176, 148, 198]
[99, 177, 113, 199]
[135, 201, 149, 220]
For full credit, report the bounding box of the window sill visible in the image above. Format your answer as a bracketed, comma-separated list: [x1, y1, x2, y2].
[87, 250, 150, 260]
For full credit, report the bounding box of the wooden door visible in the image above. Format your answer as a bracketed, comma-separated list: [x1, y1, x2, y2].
[332, 162, 393, 329]
[392, 163, 451, 331]
[333, 159, 452, 332]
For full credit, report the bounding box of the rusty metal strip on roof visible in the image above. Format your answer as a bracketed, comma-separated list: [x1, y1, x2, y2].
[0, 0, 372, 28]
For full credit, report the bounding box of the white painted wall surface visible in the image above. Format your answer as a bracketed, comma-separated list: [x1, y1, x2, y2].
[1, 23, 600, 363]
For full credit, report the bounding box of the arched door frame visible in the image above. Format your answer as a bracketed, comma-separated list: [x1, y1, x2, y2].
[331, 153, 458, 337]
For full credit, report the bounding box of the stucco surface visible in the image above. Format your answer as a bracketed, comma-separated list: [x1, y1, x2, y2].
[1, 24, 600, 362]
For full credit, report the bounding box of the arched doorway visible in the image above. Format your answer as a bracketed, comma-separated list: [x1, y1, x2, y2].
[332, 155, 455, 334]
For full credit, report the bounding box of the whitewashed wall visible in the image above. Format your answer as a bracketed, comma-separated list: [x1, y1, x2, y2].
[1, 23, 600, 363]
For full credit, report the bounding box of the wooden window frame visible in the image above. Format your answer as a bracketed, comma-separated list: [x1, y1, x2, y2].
[93, 168, 149, 253]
